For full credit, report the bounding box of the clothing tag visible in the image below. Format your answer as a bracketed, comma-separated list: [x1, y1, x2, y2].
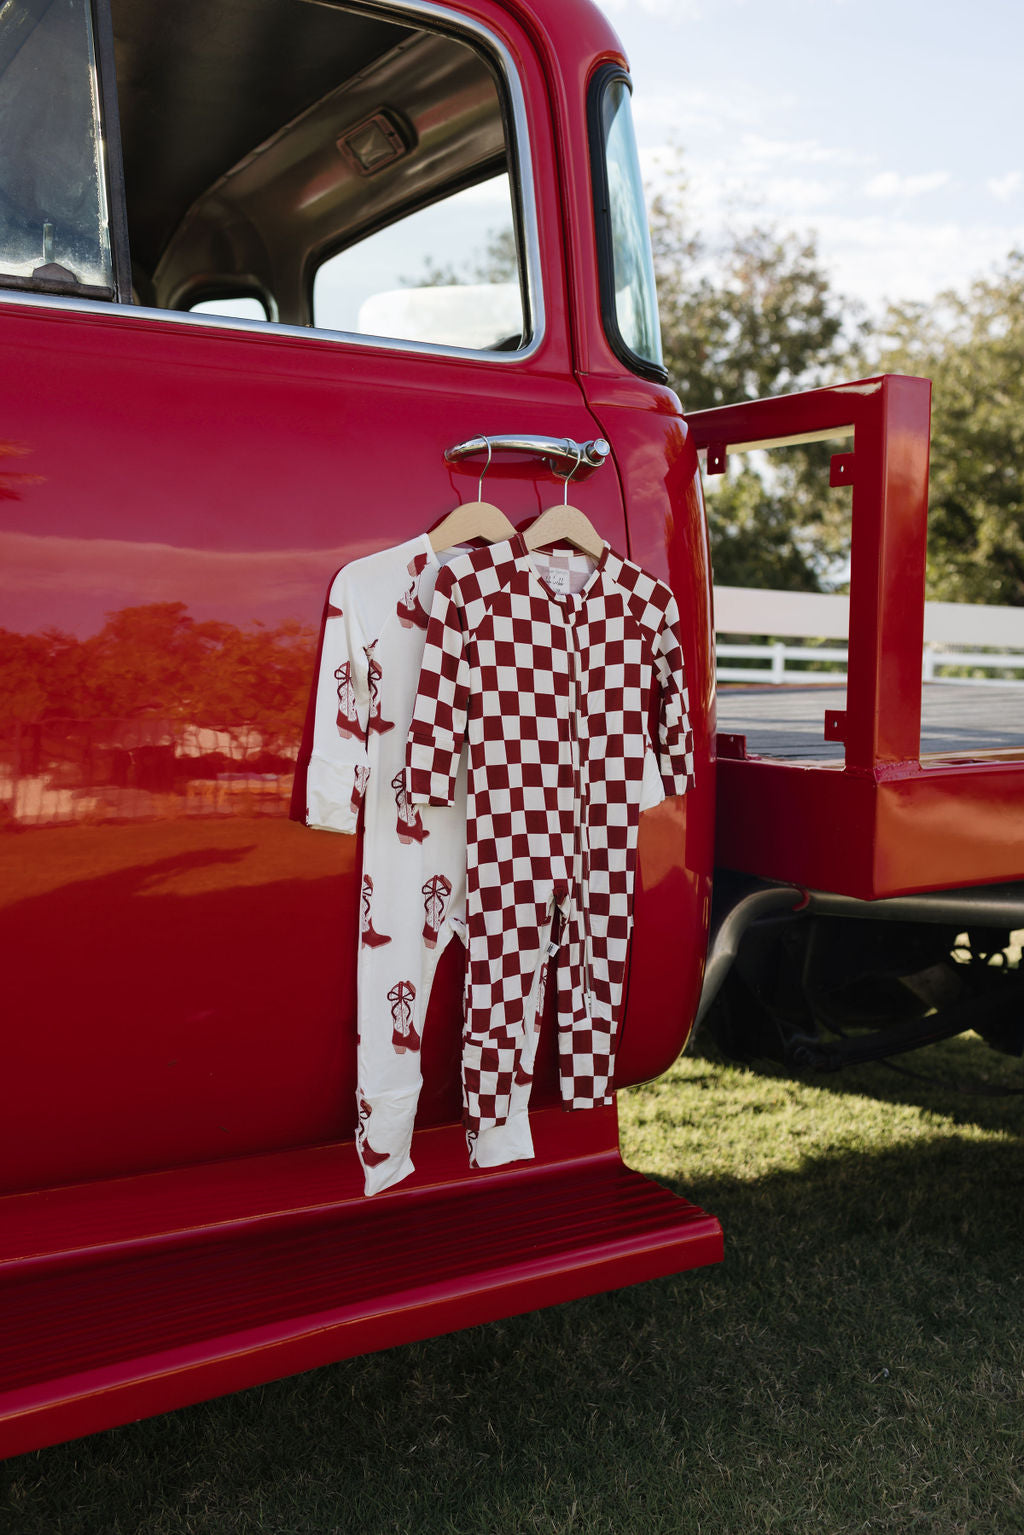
[546, 567, 571, 595]
[546, 939, 560, 958]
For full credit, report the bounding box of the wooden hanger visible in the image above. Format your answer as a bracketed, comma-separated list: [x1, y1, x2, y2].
[523, 449, 605, 559]
[430, 440, 516, 552]
[429, 499, 515, 552]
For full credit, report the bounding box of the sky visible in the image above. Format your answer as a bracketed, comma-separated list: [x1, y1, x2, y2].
[595, 0, 1024, 315]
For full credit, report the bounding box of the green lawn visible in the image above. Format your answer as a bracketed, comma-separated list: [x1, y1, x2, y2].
[3, 1037, 1022, 1535]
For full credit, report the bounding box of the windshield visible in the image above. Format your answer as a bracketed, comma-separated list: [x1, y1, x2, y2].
[597, 74, 663, 372]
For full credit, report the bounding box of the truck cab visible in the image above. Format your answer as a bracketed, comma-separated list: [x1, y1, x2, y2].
[0, 0, 720, 1457]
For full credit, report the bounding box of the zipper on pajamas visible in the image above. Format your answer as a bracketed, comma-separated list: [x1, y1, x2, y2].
[566, 604, 594, 1016]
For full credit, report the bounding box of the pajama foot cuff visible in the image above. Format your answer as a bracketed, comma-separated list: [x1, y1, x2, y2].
[306, 753, 363, 833]
[470, 1112, 535, 1170]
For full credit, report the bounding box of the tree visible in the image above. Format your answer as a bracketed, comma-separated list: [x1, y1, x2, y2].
[403, 226, 517, 288]
[877, 252, 1024, 605]
[0, 605, 317, 748]
[649, 161, 857, 591]
[0, 440, 44, 503]
[650, 174, 848, 413]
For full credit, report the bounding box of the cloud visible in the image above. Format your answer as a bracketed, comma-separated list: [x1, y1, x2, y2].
[755, 176, 840, 211]
[791, 212, 1024, 311]
[640, 138, 1024, 313]
[987, 171, 1021, 203]
[642, 142, 841, 220]
[864, 170, 951, 199]
[630, 87, 798, 138]
[738, 133, 873, 169]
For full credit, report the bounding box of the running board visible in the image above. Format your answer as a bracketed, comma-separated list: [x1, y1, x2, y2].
[0, 1109, 721, 1459]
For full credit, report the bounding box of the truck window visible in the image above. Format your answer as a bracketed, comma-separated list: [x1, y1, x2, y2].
[591, 65, 665, 379]
[110, 0, 531, 354]
[0, 0, 115, 299]
[314, 171, 522, 350]
[189, 296, 271, 322]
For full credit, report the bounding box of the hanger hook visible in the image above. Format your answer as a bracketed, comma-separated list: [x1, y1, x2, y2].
[477, 437, 493, 501]
[563, 443, 583, 506]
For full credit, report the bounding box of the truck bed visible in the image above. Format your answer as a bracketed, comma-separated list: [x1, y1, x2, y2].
[718, 683, 1024, 762]
[689, 379, 1024, 899]
[714, 680, 1024, 899]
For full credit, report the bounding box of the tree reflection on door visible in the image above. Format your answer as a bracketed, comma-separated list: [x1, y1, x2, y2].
[0, 601, 317, 826]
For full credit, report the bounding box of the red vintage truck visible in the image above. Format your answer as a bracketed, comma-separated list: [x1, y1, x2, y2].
[1, 0, 1020, 1460]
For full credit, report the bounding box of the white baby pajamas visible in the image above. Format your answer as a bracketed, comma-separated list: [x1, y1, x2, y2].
[405, 534, 694, 1152]
[307, 534, 535, 1194]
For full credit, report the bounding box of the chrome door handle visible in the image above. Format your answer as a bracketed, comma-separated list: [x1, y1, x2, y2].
[444, 433, 611, 476]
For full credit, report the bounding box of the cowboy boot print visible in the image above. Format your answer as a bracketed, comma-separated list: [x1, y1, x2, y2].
[388, 980, 419, 1053]
[356, 1095, 390, 1168]
[421, 873, 452, 948]
[366, 647, 394, 734]
[334, 661, 362, 739]
[392, 770, 428, 844]
[361, 874, 392, 948]
[351, 763, 369, 815]
[396, 553, 430, 631]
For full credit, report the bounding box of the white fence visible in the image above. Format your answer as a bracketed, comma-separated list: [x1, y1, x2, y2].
[715, 586, 1024, 686]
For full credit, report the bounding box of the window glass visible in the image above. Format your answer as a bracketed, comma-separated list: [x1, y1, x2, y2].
[107, 0, 530, 352]
[600, 77, 663, 370]
[190, 296, 270, 322]
[314, 173, 522, 350]
[0, 0, 113, 294]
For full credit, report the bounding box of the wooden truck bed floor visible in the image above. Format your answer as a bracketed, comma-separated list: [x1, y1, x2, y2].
[718, 683, 1024, 763]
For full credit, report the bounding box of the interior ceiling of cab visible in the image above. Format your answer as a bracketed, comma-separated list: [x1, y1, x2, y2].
[110, 0, 415, 274]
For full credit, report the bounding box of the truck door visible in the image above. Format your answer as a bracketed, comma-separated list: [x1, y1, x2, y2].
[0, 0, 638, 1191]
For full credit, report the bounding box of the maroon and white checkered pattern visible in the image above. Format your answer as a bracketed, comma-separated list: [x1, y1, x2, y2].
[406, 534, 694, 1136]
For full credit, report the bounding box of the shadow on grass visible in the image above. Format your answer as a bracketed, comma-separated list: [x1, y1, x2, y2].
[689, 1028, 1024, 1140]
[2, 1131, 1022, 1535]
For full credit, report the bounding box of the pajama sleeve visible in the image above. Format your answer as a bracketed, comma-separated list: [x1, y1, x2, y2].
[405, 564, 469, 807]
[306, 567, 371, 834]
[654, 593, 695, 797]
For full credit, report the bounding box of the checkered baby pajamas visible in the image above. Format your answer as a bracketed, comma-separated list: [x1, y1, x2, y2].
[405, 534, 694, 1149]
[307, 534, 535, 1194]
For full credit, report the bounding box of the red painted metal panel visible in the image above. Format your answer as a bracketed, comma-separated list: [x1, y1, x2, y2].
[717, 754, 1024, 901]
[843, 376, 931, 772]
[873, 761, 1024, 894]
[714, 758, 877, 898]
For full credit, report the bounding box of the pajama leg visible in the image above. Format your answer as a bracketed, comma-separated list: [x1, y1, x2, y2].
[356, 755, 468, 1197]
[556, 883, 629, 1111]
[356, 899, 464, 1195]
[462, 888, 557, 1156]
[470, 938, 548, 1169]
